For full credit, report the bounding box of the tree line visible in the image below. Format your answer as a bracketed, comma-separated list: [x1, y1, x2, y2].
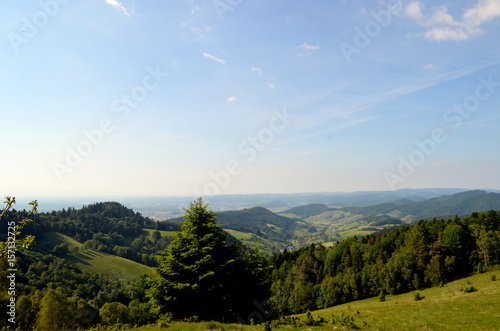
[269, 210, 500, 314]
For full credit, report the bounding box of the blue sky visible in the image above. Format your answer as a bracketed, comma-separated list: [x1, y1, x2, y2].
[1, 0, 500, 198]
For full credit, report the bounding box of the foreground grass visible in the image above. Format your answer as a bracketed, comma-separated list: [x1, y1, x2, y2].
[296, 268, 500, 330]
[129, 269, 499, 330]
[130, 322, 262, 331]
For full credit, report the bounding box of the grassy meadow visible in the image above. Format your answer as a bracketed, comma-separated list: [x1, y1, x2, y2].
[44, 232, 152, 280]
[128, 269, 499, 330]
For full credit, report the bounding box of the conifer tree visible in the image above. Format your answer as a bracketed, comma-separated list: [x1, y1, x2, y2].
[148, 198, 270, 322]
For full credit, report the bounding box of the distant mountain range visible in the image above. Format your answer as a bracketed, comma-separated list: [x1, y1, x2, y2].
[161, 190, 500, 252]
[339, 189, 500, 222]
[19, 188, 500, 216]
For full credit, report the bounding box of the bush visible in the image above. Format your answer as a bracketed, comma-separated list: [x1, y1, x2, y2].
[462, 285, 478, 293]
[378, 291, 386, 302]
[205, 321, 225, 331]
[330, 312, 360, 329]
[491, 275, 496, 281]
[413, 293, 424, 301]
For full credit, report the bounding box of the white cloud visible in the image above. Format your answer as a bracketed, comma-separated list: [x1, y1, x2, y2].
[405, 1, 423, 21]
[267, 82, 276, 89]
[181, 23, 211, 39]
[297, 42, 320, 57]
[251, 66, 262, 74]
[191, 5, 200, 15]
[103, 0, 134, 16]
[424, 27, 478, 41]
[464, 0, 500, 26]
[405, 0, 500, 41]
[226, 96, 237, 103]
[422, 63, 435, 69]
[299, 42, 320, 51]
[202, 52, 225, 64]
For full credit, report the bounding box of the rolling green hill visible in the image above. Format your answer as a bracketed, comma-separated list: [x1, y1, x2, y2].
[279, 203, 334, 219]
[41, 232, 152, 280]
[344, 190, 500, 222]
[280, 190, 500, 223]
[167, 206, 313, 253]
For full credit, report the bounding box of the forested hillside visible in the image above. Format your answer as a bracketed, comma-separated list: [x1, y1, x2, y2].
[167, 206, 313, 252]
[8, 202, 178, 267]
[1, 198, 499, 329]
[269, 210, 500, 314]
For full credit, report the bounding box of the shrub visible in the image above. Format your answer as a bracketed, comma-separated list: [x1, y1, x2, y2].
[413, 293, 424, 301]
[330, 312, 359, 329]
[205, 321, 225, 331]
[378, 291, 386, 302]
[463, 285, 478, 293]
[491, 275, 496, 281]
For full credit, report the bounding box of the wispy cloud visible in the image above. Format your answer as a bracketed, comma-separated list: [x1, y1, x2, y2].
[251, 66, 262, 74]
[278, 62, 498, 146]
[103, 0, 134, 16]
[181, 23, 211, 39]
[297, 42, 320, 56]
[300, 42, 320, 51]
[202, 52, 225, 64]
[423, 63, 435, 69]
[226, 96, 237, 103]
[405, 0, 500, 41]
[461, 115, 500, 128]
[275, 116, 378, 146]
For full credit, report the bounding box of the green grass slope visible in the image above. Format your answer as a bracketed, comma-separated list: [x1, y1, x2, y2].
[130, 270, 499, 330]
[42, 231, 85, 249]
[142, 228, 177, 238]
[67, 249, 152, 281]
[298, 269, 500, 330]
[43, 232, 152, 281]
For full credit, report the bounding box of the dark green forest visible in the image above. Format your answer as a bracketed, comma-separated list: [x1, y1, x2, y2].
[269, 211, 500, 314]
[0, 198, 499, 330]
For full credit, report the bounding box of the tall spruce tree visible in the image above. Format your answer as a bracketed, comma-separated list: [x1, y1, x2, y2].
[148, 198, 270, 322]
